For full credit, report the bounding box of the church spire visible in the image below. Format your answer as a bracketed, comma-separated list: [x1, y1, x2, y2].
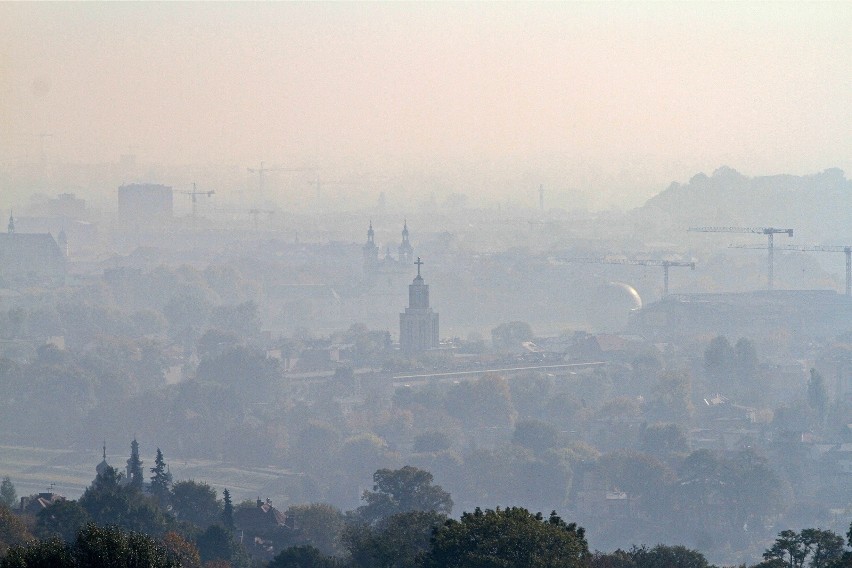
[398, 220, 414, 263]
[8, 210, 14, 234]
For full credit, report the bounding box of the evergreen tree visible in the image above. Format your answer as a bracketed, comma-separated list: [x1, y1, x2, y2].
[149, 448, 172, 505]
[807, 369, 828, 416]
[0, 477, 16, 509]
[127, 439, 144, 491]
[222, 488, 234, 531]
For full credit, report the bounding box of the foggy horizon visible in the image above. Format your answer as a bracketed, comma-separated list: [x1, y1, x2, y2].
[2, 4, 852, 568]
[2, 2, 852, 210]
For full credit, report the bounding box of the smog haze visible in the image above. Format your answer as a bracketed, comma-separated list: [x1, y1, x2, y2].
[2, 2, 851, 208]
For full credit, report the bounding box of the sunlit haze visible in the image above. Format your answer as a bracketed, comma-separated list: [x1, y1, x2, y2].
[1, 2, 851, 207]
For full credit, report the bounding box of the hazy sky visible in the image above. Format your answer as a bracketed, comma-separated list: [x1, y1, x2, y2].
[1, 2, 851, 204]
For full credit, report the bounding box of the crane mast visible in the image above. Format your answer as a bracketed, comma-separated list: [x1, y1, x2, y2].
[247, 163, 315, 204]
[689, 226, 793, 290]
[176, 183, 215, 217]
[730, 243, 852, 296]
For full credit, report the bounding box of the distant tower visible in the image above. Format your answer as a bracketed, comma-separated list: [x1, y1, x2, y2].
[363, 221, 379, 274]
[94, 441, 110, 484]
[399, 257, 439, 355]
[7, 211, 14, 234]
[398, 220, 414, 264]
[58, 229, 68, 257]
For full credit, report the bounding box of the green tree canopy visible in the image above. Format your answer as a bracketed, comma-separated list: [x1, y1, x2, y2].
[126, 439, 144, 491]
[78, 466, 169, 536]
[2, 524, 179, 568]
[149, 448, 172, 506]
[268, 545, 340, 568]
[512, 420, 560, 454]
[356, 466, 453, 526]
[170, 480, 220, 529]
[421, 507, 589, 568]
[763, 528, 846, 568]
[344, 510, 446, 568]
[0, 504, 32, 557]
[35, 501, 90, 543]
[0, 478, 15, 509]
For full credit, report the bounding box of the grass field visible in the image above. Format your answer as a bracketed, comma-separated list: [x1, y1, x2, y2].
[0, 445, 304, 507]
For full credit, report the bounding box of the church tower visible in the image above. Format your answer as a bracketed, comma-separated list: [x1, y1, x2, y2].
[399, 257, 439, 355]
[398, 220, 414, 264]
[362, 221, 379, 274]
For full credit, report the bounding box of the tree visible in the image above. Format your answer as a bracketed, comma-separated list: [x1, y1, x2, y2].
[356, 466, 453, 525]
[630, 544, 710, 568]
[491, 321, 534, 351]
[445, 375, 516, 429]
[807, 369, 828, 417]
[0, 504, 32, 557]
[162, 531, 202, 568]
[79, 465, 169, 536]
[343, 510, 446, 568]
[734, 337, 758, 382]
[512, 420, 560, 454]
[422, 507, 589, 568]
[170, 480, 220, 528]
[35, 501, 90, 542]
[283, 503, 345, 557]
[221, 488, 234, 531]
[0, 537, 74, 568]
[150, 448, 173, 506]
[649, 371, 693, 422]
[195, 524, 249, 567]
[800, 529, 845, 568]
[764, 529, 808, 568]
[127, 439, 144, 491]
[73, 524, 179, 568]
[0, 477, 15, 509]
[269, 545, 340, 568]
[705, 335, 735, 387]
[640, 423, 689, 460]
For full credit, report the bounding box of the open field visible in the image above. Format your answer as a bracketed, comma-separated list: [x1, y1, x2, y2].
[0, 445, 302, 507]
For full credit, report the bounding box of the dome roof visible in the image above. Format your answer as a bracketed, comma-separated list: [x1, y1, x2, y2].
[605, 281, 643, 311]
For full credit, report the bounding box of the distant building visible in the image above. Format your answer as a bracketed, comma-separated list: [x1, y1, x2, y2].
[398, 220, 414, 264]
[0, 212, 66, 288]
[47, 193, 87, 218]
[19, 491, 65, 515]
[363, 221, 379, 274]
[400, 257, 439, 355]
[118, 183, 173, 221]
[363, 221, 414, 277]
[630, 290, 852, 341]
[233, 498, 287, 533]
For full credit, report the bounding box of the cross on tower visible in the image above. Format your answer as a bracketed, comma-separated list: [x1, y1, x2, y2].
[415, 257, 423, 277]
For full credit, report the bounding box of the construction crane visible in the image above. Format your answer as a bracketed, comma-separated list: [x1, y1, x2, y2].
[247, 162, 315, 203]
[688, 226, 793, 290]
[306, 178, 358, 201]
[554, 257, 695, 296]
[730, 243, 852, 297]
[176, 183, 214, 217]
